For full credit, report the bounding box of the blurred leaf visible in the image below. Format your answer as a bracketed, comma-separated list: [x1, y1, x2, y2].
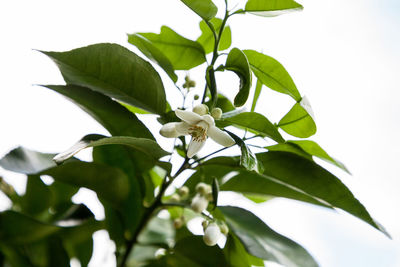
[244, 50, 301, 101]
[220, 206, 318, 267]
[53, 134, 169, 164]
[138, 216, 175, 246]
[211, 177, 219, 208]
[218, 112, 285, 143]
[197, 18, 231, 54]
[48, 237, 70, 267]
[21, 175, 51, 216]
[278, 102, 316, 138]
[227, 131, 262, 173]
[245, 0, 303, 17]
[224, 234, 253, 267]
[180, 0, 218, 21]
[128, 33, 178, 82]
[0, 147, 55, 174]
[137, 26, 206, 70]
[251, 79, 262, 112]
[43, 85, 154, 139]
[42, 161, 130, 206]
[225, 48, 252, 107]
[41, 43, 166, 114]
[243, 193, 272, 204]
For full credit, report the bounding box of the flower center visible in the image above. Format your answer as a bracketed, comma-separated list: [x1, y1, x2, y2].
[189, 125, 207, 142]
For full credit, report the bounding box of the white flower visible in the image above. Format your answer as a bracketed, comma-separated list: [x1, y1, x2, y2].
[159, 108, 235, 158]
[203, 223, 221, 246]
[191, 193, 209, 213]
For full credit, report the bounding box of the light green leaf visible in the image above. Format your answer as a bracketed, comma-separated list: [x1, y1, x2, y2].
[40, 43, 166, 114]
[197, 18, 232, 54]
[227, 131, 262, 173]
[138, 26, 206, 70]
[220, 206, 318, 267]
[223, 234, 252, 267]
[225, 48, 252, 107]
[244, 50, 301, 101]
[138, 216, 175, 246]
[127, 33, 178, 82]
[43, 85, 154, 139]
[218, 112, 285, 143]
[180, 0, 218, 21]
[53, 134, 169, 164]
[251, 79, 262, 112]
[278, 101, 316, 138]
[245, 0, 303, 17]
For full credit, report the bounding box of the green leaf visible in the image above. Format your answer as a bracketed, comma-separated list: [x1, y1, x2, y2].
[278, 101, 316, 138]
[220, 206, 318, 267]
[227, 131, 262, 173]
[257, 151, 389, 237]
[251, 79, 262, 112]
[268, 140, 350, 174]
[53, 134, 169, 164]
[180, 0, 218, 21]
[40, 43, 166, 114]
[0, 147, 56, 174]
[244, 50, 301, 101]
[137, 26, 206, 70]
[245, 0, 303, 17]
[43, 85, 154, 139]
[127, 33, 178, 82]
[197, 18, 232, 54]
[218, 112, 285, 143]
[42, 161, 130, 206]
[138, 216, 175, 246]
[211, 177, 219, 208]
[21, 175, 51, 216]
[0, 210, 60, 244]
[205, 94, 235, 113]
[48, 237, 70, 267]
[225, 48, 252, 107]
[223, 234, 252, 267]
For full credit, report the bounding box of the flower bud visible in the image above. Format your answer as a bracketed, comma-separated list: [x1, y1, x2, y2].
[159, 122, 179, 138]
[195, 182, 212, 195]
[190, 193, 209, 213]
[202, 220, 209, 230]
[185, 75, 191, 82]
[192, 104, 208, 116]
[173, 218, 184, 229]
[188, 80, 196, 87]
[194, 94, 200, 100]
[170, 193, 180, 202]
[220, 224, 229, 235]
[205, 192, 213, 201]
[211, 108, 222, 120]
[178, 186, 189, 198]
[203, 223, 221, 246]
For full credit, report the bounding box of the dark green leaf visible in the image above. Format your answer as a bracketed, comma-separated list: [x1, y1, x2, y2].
[21, 175, 51, 216]
[48, 237, 70, 267]
[244, 50, 301, 101]
[184, 164, 233, 192]
[127, 33, 178, 82]
[40, 43, 166, 114]
[0, 147, 55, 174]
[205, 94, 235, 113]
[223, 234, 252, 267]
[245, 0, 303, 17]
[180, 0, 218, 21]
[197, 18, 232, 54]
[220, 206, 318, 267]
[53, 134, 169, 164]
[227, 131, 261, 173]
[43, 85, 154, 139]
[257, 151, 389, 236]
[138, 217, 175, 246]
[266, 142, 312, 160]
[42, 161, 130, 206]
[225, 48, 252, 107]
[137, 26, 206, 70]
[218, 112, 285, 143]
[278, 101, 316, 138]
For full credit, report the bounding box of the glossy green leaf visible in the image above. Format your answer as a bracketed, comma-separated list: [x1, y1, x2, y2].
[42, 161, 130, 205]
[197, 18, 232, 54]
[220, 206, 318, 267]
[137, 26, 206, 70]
[251, 79, 262, 112]
[244, 50, 301, 101]
[218, 112, 285, 143]
[245, 0, 303, 17]
[53, 134, 169, 164]
[223, 234, 252, 267]
[0, 147, 56, 174]
[205, 94, 235, 113]
[225, 48, 252, 107]
[41, 43, 166, 114]
[227, 131, 261, 173]
[21, 175, 51, 215]
[180, 0, 218, 21]
[43, 85, 154, 139]
[127, 33, 178, 82]
[257, 151, 389, 236]
[278, 101, 316, 138]
[138, 217, 175, 246]
[268, 140, 350, 173]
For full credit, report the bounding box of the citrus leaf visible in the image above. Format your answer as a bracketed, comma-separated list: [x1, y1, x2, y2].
[180, 0, 218, 21]
[278, 100, 316, 138]
[245, 0, 303, 17]
[197, 18, 231, 54]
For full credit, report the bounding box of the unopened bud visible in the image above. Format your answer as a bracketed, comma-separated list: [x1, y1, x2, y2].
[188, 80, 196, 87]
[205, 192, 213, 201]
[191, 193, 209, 213]
[185, 75, 191, 82]
[173, 218, 184, 229]
[170, 193, 180, 202]
[195, 182, 211, 195]
[194, 94, 200, 100]
[220, 224, 229, 235]
[203, 223, 221, 246]
[211, 108, 222, 120]
[160, 122, 179, 138]
[192, 104, 208, 116]
[178, 186, 189, 198]
[202, 220, 209, 230]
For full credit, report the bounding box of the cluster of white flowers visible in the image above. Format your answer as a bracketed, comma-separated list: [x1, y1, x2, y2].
[190, 182, 213, 213]
[159, 104, 235, 158]
[202, 220, 229, 246]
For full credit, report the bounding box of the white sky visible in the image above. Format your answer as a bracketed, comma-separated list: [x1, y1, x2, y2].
[0, 0, 399, 266]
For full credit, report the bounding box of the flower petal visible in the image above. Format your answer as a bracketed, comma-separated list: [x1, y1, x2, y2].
[175, 122, 191, 135]
[175, 109, 202, 125]
[159, 122, 181, 138]
[187, 137, 206, 158]
[201, 114, 215, 127]
[207, 126, 235, 147]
